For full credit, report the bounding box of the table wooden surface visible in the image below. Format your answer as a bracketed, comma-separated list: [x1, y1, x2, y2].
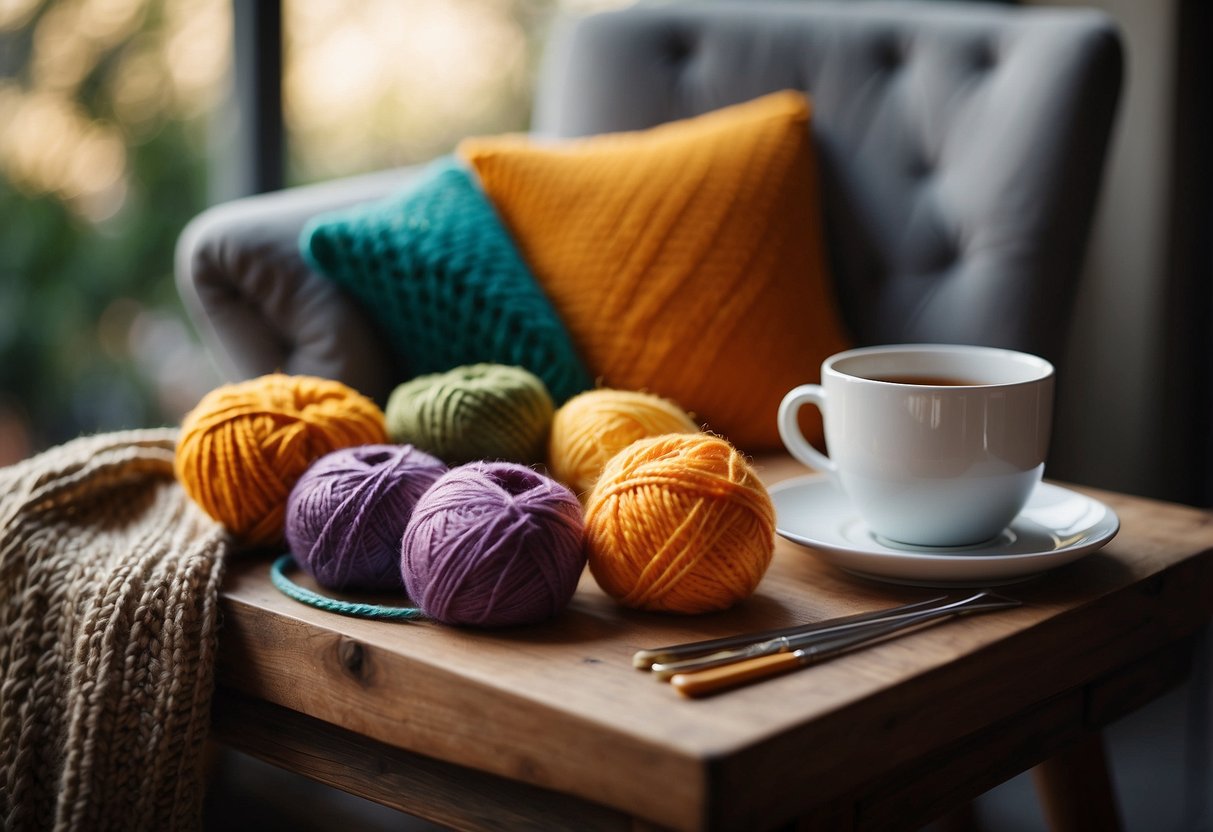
[211, 457, 1213, 831]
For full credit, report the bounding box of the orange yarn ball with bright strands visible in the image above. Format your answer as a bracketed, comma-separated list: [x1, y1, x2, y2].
[175, 373, 388, 547]
[548, 388, 699, 497]
[584, 433, 775, 614]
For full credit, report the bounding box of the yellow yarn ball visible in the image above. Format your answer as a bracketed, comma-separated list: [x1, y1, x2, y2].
[175, 373, 388, 547]
[584, 433, 775, 614]
[548, 389, 699, 496]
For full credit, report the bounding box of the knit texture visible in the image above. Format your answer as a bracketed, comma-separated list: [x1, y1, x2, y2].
[0, 429, 229, 831]
[460, 91, 852, 450]
[300, 157, 592, 404]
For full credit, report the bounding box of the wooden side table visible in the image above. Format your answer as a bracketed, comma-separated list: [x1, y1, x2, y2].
[210, 458, 1213, 830]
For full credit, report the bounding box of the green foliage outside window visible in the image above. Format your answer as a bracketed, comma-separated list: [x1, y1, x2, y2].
[0, 0, 224, 463]
[0, 0, 629, 466]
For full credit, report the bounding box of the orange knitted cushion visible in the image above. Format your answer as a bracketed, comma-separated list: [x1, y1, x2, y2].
[458, 90, 850, 450]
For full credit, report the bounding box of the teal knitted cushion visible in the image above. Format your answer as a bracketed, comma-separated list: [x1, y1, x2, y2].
[300, 158, 592, 403]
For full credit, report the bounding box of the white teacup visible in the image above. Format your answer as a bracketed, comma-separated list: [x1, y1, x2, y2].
[778, 344, 1054, 547]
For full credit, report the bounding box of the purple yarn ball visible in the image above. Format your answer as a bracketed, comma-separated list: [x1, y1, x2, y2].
[286, 444, 447, 590]
[401, 461, 586, 627]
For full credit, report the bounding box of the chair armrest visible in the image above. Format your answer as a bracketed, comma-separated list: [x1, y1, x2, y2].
[175, 165, 428, 404]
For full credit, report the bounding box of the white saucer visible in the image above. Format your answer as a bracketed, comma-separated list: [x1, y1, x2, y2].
[769, 476, 1120, 586]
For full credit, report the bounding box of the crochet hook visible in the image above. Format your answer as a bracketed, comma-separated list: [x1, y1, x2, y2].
[651, 591, 1019, 680]
[633, 595, 948, 670]
[669, 592, 1022, 698]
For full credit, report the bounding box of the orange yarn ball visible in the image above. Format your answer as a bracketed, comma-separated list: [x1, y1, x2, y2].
[548, 389, 699, 497]
[584, 433, 775, 614]
[175, 374, 388, 547]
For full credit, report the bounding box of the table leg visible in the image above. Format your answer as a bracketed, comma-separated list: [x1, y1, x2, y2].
[1031, 732, 1123, 832]
[934, 802, 981, 832]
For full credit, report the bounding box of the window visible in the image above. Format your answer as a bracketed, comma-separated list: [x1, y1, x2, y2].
[0, 0, 630, 465]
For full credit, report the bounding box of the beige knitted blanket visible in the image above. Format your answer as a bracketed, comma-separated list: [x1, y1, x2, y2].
[0, 429, 229, 831]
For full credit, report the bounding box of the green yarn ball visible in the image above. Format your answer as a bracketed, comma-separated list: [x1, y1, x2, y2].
[386, 364, 555, 465]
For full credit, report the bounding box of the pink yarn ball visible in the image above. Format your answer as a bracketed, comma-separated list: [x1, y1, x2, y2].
[286, 444, 446, 590]
[401, 461, 586, 627]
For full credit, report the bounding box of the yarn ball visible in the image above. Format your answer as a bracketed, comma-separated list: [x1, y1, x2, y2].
[401, 461, 586, 627]
[548, 388, 699, 497]
[285, 444, 447, 591]
[175, 373, 388, 547]
[385, 363, 554, 465]
[584, 433, 775, 614]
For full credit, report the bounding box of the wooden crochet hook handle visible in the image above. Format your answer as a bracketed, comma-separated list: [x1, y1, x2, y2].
[670, 652, 801, 698]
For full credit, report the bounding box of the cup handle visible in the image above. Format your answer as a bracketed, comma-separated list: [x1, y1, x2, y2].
[778, 385, 838, 479]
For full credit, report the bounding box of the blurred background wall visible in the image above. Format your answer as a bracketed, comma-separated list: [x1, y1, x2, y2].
[1033, 0, 1212, 510]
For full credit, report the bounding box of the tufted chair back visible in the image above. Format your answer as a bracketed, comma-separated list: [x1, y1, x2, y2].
[176, 1, 1122, 407]
[533, 1, 1122, 362]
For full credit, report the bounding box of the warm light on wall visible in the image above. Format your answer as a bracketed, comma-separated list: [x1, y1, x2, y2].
[0, 86, 127, 220]
[283, 0, 635, 182]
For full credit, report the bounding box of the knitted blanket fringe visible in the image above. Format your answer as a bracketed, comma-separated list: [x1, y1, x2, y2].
[0, 429, 230, 831]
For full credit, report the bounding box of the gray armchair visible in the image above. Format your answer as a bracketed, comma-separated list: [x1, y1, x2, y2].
[176, 0, 1122, 412]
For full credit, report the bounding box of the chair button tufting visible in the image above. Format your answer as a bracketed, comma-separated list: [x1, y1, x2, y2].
[908, 153, 932, 180]
[666, 31, 695, 62]
[875, 38, 902, 70]
[973, 40, 999, 71]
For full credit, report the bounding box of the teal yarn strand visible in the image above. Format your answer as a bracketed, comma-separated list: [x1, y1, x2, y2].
[386, 363, 555, 465]
[270, 554, 426, 621]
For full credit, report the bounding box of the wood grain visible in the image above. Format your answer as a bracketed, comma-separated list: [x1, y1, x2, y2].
[210, 687, 637, 831]
[214, 456, 1213, 830]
